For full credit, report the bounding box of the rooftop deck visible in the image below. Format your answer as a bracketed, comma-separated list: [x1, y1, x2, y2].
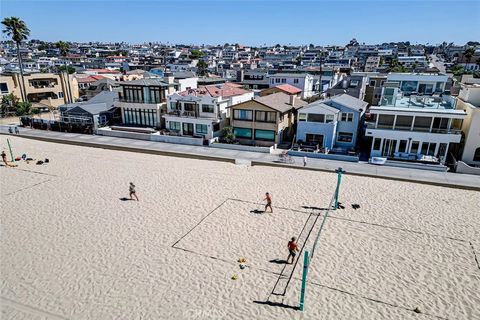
[380, 94, 456, 110]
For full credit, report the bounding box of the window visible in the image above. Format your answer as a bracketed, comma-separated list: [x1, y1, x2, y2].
[413, 116, 432, 132]
[58, 92, 64, 98]
[184, 103, 195, 112]
[294, 79, 299, 84]
[377, 114, 395, 129]
[373, 138, 381, 150]
[394, 115, 413, 130]
[202, 104, 214, 113]
[281, 78, 286, 83]
[369, 80, 376, 86]
[431, 117, 449, 133]
[195, 124, 208, 134]
[337, 132, 353, 142]
[275, 78, 280, 83]
[410, 141, 420, 153]
[170, 102, 180, 110]
[421, 142, 436, 156]
[233, 127, 252, 138]
[169, 121, 181, 131]
[307, 114, 325, 123]
[400, 81, 418, 92]
[271, 79, 275, 84]
[233, 109, 253, 121]
[340, 112, 354, 122]
[183, 122, 194, 135]
[325, 114, 334, 123]
[254, 129, 275, 141]
[473, 148, 480, 162]
[398, 140, 408, 153]
[298, 113, 307, 121]
[255, 111, 276, 122]
[0, 83, 8, 93]
[306, 134, 323, 145]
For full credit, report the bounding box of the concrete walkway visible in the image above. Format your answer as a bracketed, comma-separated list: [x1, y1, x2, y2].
[1, 125, 479, 191]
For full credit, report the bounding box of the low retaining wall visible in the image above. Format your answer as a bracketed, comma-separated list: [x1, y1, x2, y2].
[151, 134, 204, 146]
[288, 150, 359, 162]
[97, 128, 151, 141]
[97, 128, 204, 146]
[456, 161, 480, 175]
[210, 143, 273, 153]
[384, 160, 448, 172]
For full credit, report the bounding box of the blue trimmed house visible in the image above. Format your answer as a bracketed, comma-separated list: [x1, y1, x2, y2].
[296, 94, 368, 151]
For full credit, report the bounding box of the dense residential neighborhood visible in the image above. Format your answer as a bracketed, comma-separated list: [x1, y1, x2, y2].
[1, 2, 480, 320]
[1, 22, 480, 173]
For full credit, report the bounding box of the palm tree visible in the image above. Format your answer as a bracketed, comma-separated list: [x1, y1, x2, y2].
[2, 17, 30, 102]
[56, 40, 70, 57]
[463, 47, 475, 66]
[56, 41, 72, 103]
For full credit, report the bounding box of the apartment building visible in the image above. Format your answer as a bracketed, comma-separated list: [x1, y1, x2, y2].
[365, 84, 465, 164]
[163, 84, 253, 139]
[455, 84, 480, 166]
[0, 72, 79, 108]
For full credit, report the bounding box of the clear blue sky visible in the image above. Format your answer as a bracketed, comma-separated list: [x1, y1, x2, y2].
[1, 0, 479, 46]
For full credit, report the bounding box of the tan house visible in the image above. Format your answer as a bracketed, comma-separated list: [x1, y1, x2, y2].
[228, 92, 306, 146]
[0, 72, 79, 108]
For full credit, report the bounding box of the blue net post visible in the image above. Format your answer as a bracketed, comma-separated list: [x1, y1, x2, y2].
[299, 250, 309, 311]
[334, 167, 345, 209]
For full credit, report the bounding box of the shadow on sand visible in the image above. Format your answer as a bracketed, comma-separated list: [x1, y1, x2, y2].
[253, 300, 298, 310]
[119, 197, 132, 201]
[250, 209, 264, 214]
[269, 259, 288, 265]
[301, 205, 329, 210]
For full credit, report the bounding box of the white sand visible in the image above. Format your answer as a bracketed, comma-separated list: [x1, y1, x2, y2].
[1, 136, 479, 320]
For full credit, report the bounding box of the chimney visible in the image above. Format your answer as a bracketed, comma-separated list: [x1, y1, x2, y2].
[289, 94, 295, 107]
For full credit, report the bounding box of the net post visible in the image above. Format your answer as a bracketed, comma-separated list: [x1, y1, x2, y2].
[334, 167, 345, 209]
[299, 250, 309, 311]
[7, 138, 15, 163]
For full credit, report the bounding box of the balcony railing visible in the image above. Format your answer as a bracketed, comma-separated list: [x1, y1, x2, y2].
[166, 110, 221, 120]
[366, 122, 462, 134]
[117, 97, 166, 104]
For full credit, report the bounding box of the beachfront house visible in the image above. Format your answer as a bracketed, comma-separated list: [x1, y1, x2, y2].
[163, 83, 253, 139]
[268, 73, 316, 99]
[296, 94, 368, 151]
[114, 74, 178, 129]
[365, 81, 465, 164]
[228, 92, 306, 146]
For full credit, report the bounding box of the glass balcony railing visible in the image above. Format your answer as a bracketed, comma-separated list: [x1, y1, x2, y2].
[117, 97, 166, 104]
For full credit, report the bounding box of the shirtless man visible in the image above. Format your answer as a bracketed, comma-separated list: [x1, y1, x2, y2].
[287, 237, 299, 264]
[264, 192, 273, 213]
[1, 150, 8, 166]
[129, 182, 139, 201]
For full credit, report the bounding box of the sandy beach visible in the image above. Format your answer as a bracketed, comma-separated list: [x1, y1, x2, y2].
[1, 136, 479, 320]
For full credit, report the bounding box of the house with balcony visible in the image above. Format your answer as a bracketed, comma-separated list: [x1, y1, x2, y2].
[455, 83, 480, 166]
[365, 85, 465, 164]
[268, 73, 315, 99]
[0, 72, 79, 108]
[296, 94, 368, 151]
[115, 75, 178, 129]
[384, 73, 448, 96]
[228, 92, 306, 146]
[163, 83, 254, 139]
